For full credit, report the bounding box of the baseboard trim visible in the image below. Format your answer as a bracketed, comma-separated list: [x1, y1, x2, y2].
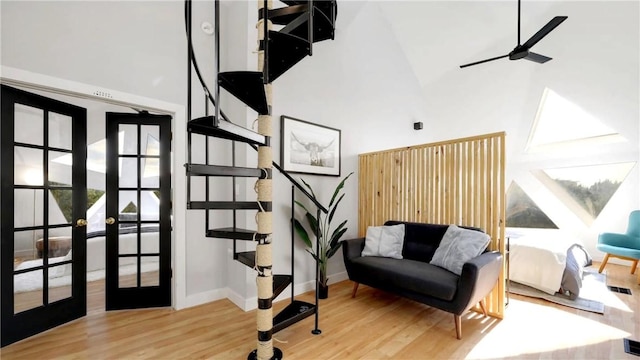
[183, 288, 227, 309]
[182, 272, 351, 311]
[328, 271, 349, 285]
[241, 271, 350, 311]
[227, 287, 254, 311]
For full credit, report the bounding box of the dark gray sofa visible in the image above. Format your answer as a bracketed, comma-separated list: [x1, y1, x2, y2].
[342, 220, 503, 339]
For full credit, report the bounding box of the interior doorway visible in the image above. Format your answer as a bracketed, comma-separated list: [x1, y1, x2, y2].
[1, 68, 186, 345]
[1, 84, 88, 346]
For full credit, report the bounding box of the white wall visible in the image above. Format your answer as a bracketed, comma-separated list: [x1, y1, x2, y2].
[3, 0, 638, 310]
[1, 0, 230, 307]
[411, 1, 640, 259]
[269, 0, 639, 277]
[269, 2, 433, 285]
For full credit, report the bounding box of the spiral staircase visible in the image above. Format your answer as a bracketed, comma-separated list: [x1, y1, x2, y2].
[184, 0, 337, 347]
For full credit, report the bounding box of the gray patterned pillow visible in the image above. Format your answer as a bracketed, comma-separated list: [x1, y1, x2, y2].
[362, 224, 405, 259]
[430, 225, 490, 275]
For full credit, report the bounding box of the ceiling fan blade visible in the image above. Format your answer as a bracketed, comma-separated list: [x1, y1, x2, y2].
[460, 54, 509, 68]
[522, 16, 567, 49]
[524, 52, 552, 64]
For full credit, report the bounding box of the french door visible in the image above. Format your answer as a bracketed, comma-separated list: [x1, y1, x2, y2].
[105, 112, 172, 310]
[1, 85, 87, 346]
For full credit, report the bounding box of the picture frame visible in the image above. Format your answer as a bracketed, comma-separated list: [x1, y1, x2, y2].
[280, 115, 341, 177]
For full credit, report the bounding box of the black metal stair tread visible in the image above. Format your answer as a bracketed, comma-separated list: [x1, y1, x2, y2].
[185, 164, 263, 178]
[268, 4, 308, 25]
[267, 31, 311, 82]
[218, 71, 268, 115]
[206, 227, 259, 241]
[285, 5, 334, 43]
[233, 252, 291, 298]
[273, 300, 316, 333]
[280, 0, 337, 21]
[314, 0, 338, 21]
[279, 0, 306, 5]
[236, 251, 256, 268]
[188, 116, 266, 145]
[187, 201, 261, 210]
[273, 274, 292, 300]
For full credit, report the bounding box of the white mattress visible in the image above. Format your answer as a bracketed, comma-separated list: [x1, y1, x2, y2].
[509, 234, 576, 295]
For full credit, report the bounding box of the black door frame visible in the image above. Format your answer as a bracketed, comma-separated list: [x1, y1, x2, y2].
[1, 84, 87, 347]
[105, 112, 172, 310]
[1, 70, 182, 315]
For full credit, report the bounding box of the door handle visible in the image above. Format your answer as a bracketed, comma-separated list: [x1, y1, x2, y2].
[76, 218, 88, 227]
[105, 217, 116, 225]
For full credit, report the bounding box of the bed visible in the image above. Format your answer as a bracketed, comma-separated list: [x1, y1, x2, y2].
[509, 233, 592, 300]
[14, 227, 159, 293]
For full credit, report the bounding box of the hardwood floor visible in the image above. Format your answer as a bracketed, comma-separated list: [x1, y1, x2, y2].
[1, 262, 638, 359]
[12, 271, 158, 315]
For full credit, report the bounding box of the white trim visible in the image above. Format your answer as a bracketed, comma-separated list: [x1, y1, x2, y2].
[227, 287, 253, 311]
[184, 288, 228, 309]
[241, 271, 349, 312]
[1, 66, 188, 311]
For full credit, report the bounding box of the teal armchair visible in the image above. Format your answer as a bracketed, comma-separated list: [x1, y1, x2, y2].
[597, 210, 640, 282]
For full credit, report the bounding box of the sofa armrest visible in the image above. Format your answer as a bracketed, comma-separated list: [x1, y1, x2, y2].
[452, 251, 503, 314]
[342, 237, 365, 262]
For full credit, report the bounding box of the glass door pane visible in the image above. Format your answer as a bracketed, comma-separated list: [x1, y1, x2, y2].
[1, 84, 87, 347]
[105, 113, 171, 310]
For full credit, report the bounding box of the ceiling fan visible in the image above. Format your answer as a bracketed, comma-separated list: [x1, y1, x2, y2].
[460, 0, 567, 68]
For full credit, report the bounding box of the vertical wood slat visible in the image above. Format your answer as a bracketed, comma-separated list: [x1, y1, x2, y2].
[357, 132, 506, 318]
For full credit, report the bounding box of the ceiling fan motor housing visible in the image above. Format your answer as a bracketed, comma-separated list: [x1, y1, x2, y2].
[509, 45, 529, 60]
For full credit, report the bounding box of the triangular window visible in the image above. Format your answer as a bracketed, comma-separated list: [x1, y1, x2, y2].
[506, 182, 558, 229]
[121, 201, 138, 214]
[527, 88, 625, 151]
[541, 162, 635, 219]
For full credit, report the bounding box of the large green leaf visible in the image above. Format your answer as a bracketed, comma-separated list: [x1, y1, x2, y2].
[300, 178, 317, 200]
[329, 172, 353, 207]
[329, 220, 347, 245]
[294, 199, 311, 214]
[293, 218, 313, 248]
[326, 240, 344, 259]
[329, 227, 347, 249]
[305, 212, 319, 239]
[328, 194, 345, 224]
[305, 248, 320, 263]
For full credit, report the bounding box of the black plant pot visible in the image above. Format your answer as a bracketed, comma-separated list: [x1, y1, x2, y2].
[318, 282, 329, 299]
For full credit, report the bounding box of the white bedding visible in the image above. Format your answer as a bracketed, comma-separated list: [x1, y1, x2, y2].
[509, 234, 577, 295]
[13, 230, 160, 293]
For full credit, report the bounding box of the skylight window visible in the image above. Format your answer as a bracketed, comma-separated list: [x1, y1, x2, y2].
[541, 162, 635, 220]
[527, 88, 625, 151]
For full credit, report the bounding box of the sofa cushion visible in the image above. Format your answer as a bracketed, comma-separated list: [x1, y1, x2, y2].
[430, 225, 490, 275]
[384, 221, 450, 262]
[362, 224, 405, 259]
[351, 256, 459, 301]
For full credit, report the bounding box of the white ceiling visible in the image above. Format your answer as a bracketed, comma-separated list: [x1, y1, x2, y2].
[379, 1, 563, 87]
[331, 1, 639, 149]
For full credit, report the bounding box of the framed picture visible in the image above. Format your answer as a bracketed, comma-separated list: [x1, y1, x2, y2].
[280, 115, 341, 176]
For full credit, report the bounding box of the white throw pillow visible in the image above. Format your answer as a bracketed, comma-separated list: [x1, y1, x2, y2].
[430, 225, 490, 275]
[362, 224, 405, 259]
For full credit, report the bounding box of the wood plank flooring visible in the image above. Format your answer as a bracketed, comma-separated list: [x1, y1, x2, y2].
[13, 271, 157, 315]
[1, 262, 638, 359]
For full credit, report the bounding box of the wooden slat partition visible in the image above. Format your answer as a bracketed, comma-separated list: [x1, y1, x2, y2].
[358, 132, 506, 318]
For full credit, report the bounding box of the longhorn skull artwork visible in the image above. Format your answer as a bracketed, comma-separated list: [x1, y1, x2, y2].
[290, 132, 335, 167]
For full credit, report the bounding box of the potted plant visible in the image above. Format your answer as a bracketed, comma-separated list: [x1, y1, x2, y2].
[293, 172, 353, 298]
